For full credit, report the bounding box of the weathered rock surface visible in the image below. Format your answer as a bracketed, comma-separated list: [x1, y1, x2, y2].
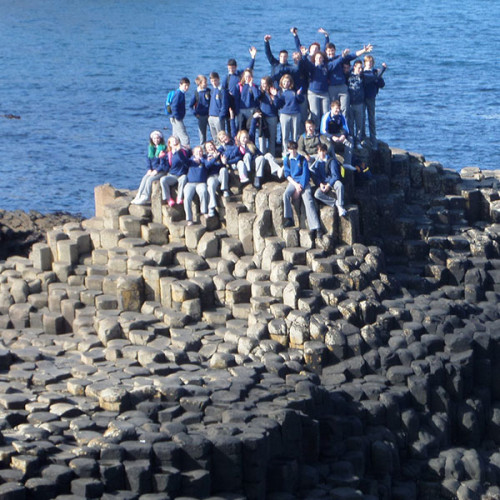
[0, 147, 499, 498]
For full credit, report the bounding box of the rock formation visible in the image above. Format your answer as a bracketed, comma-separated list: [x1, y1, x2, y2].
[0, 142, 499, 499]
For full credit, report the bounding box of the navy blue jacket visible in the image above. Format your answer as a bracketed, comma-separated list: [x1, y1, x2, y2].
[147, 156, 167, 173]
[276, 89, 304, 115]
[170, 89, 187, 120]
[205, 155, 224, 177]
[264, 40, 295, 87]
[320, 111, 350, 136]
[257, 92, 279, 117]
[168, 149, 189, 176]
[189, 88, 211, 116]
[303, 58, 329, 94]
[239, 83, 260, 110]
[363, 67, 386, 99]
[209, 87, 229, 118]
[186, 158, 208, 183]
[310, 155, 342, 186]
[328, 54, 357, 86]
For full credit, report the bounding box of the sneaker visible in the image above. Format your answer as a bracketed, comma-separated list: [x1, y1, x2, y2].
[338, 207, 347, 217]
[131, 195, 148, 205]
[208, 209, 216, 217]
[223, 190, 230, 198]
[176, 197, 183, 205]
[168, 198, 175, 207]
[187, 220, 194, 226]
[283, 218, 294, 228]
[240, 175, 250, 184]
[277, 166, 284, 179]
[253, 177, 261, 189]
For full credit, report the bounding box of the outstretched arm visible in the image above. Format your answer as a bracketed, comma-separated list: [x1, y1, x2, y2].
[248, 46, 257, 70]
[290, 27, 301, 52]
[355, 44, 373, 57]
[318, 27, 330, 51]
[264, 35, 278, 65]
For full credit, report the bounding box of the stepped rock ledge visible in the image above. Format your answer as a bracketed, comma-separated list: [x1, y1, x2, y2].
[1, 142, 500, 499]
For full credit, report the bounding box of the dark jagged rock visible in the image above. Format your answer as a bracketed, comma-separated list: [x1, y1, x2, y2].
[0, 150, 498, 498]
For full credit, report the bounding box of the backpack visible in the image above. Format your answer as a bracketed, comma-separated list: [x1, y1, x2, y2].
[165, 90, 176, 116]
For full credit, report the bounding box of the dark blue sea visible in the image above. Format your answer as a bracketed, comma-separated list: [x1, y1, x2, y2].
[1, 0, 499, 217]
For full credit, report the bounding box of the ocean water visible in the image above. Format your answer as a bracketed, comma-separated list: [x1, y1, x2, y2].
[1, 0, 498, 217]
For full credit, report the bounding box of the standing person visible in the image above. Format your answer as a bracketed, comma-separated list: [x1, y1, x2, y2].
[256, 76, 279, 156]
[160, 136, 189, 206]
[208, 72, 229, 143]
[310, 143, 347, 217]
[264, 34, 294, 88]
[282, 140, 322, 238]
[363, 56, 387, 150]
[169, 77, 191, 148]
[318, 29, 372, 116]
[183, 146, 209, 225]
[347, 60, 366, 149]
[204, 140, 230, 216]
[301, 49, 330, 128]
[224, 47, 257, 129]
[189, 75, 211, 145]
[131, 130, 167, 205]
[238, 69, 260, 131]
[290, 27, 321, 62]
[276, 73, 304, 144]
[320, 99, 354, 167]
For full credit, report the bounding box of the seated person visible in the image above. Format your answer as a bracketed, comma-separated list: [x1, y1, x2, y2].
[183, 146, 208, 225]
[320, 99, 354, 167]
[132, 130, 167, 205]
[310, 143, 347, 217]
[282, 140, 322, 239]
[160, 136, 189, 206]
[297, 119, 332, 163]
[204, 140, 230, 216]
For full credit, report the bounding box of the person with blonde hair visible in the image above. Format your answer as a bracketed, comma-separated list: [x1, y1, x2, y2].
[204, 140, 230, 216]
[276, 73, 304, 144]
[183, 146, 208, 225]
[160, 136, 189, 206]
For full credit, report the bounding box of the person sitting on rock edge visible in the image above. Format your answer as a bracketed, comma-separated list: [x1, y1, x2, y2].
[204, 140, 230, 217]
[183, 146, 209, 225]
[131, 130, 167, 205]
[160, 136, 189, 206]
[309, 142, 347, 217]
[282, 140, 322, 239]
[320, 99, 354, 168]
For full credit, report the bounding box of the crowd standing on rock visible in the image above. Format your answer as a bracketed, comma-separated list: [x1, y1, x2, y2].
[132, 27, 387, 241]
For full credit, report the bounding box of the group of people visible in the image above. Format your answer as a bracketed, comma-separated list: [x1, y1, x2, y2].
[132, 27, 387, 236]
